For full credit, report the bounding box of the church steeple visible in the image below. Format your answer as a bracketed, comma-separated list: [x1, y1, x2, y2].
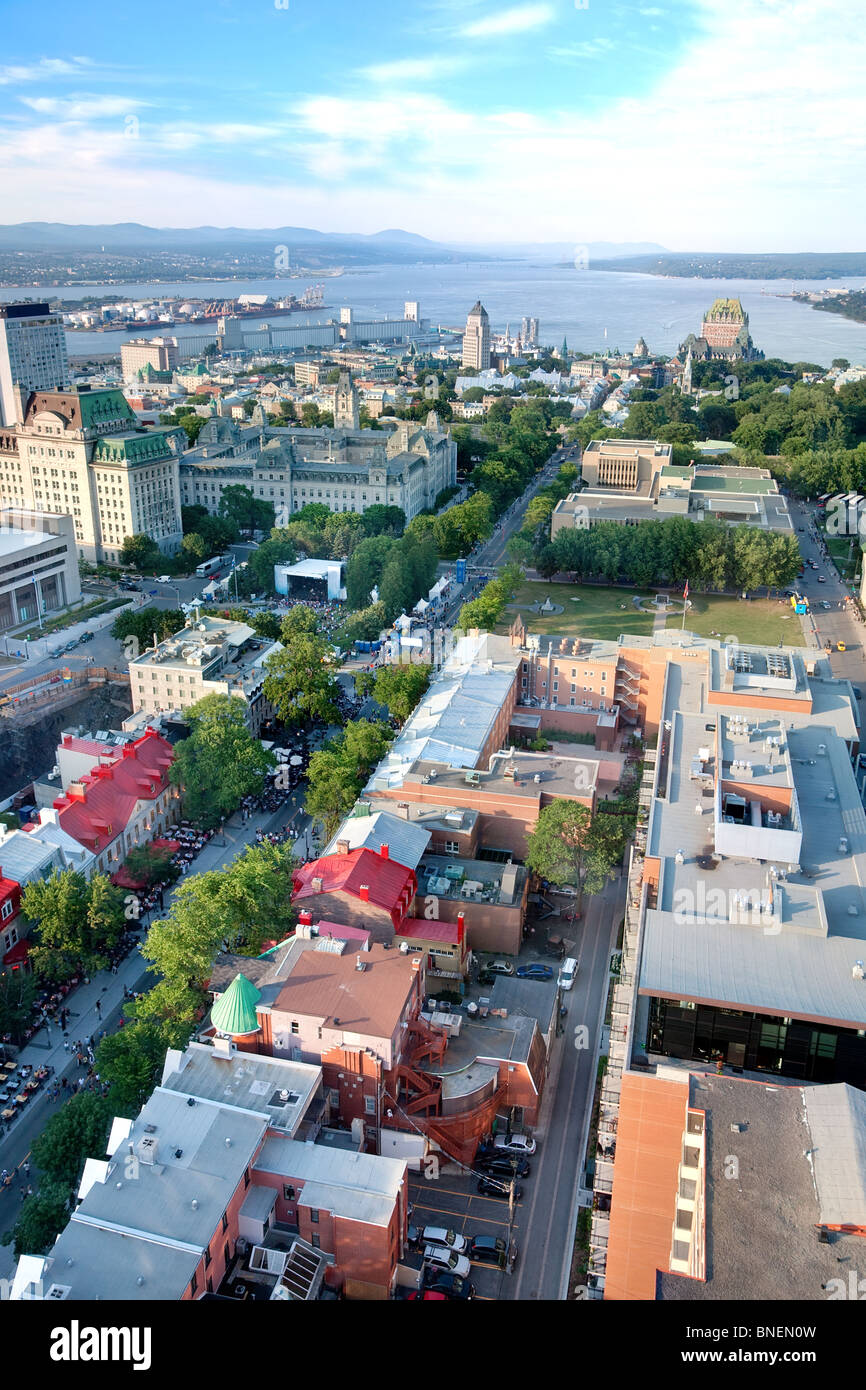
[334, 370, 360, 430]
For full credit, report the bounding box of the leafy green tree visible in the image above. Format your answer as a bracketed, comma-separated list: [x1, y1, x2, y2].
[32, 1092, 115, 1188]
[248, 537, 298, 594]
[0, 970, 37, 1045]
[361, 504, 406, 537]
[182, 504, 209, 534]
[123, 844, 180, 890]
[181, 531, 209, 563]
[24, 869, 126, 981]
[120, 533, 160, 571]
[2, 1179, 70, 1258]
[112, 607, 184, 653]
[220, 484, 274, 538]
[526, 801, 622, 912]
[280, 605, 319, 639]
[96, 1022, 173, 1116]
[169, 693, 274, 825]
[372, 663, 431, 723]
[305, 720, 394, 837]
[250, 610, 282, 640]
[343, 602, 387, 643]
[199, 513, 239, 552]
[264, 631, 341, 727]
[346, 535, 395, 610]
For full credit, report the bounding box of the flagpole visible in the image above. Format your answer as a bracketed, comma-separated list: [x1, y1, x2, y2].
[682, 581, 688, 631]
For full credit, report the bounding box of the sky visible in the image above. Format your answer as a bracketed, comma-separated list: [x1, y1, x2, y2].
[0, 0, 862, 250]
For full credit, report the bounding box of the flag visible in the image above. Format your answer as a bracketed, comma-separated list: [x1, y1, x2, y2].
[683, 580, 689, 600]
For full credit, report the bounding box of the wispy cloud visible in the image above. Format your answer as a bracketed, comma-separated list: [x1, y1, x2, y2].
[460, 3, 555, 38]
[359, 55, 465, 83]
[0, 56, 94, 86]
[21, 94, 148, 119]
[548, 38, 617, 60]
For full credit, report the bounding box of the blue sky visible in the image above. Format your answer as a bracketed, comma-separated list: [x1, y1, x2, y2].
[0, 0, 862, 249]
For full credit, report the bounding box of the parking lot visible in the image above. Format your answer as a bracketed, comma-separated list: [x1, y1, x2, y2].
[407, 1162, 523, 1299]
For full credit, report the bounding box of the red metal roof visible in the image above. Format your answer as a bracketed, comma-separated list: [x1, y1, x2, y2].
[52, 730, 174, 853]
[293, 848, 416, 916]
[396, 918, 462, 945]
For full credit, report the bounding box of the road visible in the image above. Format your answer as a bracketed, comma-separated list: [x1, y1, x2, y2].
[789, 498, 865, 716]
[510, 871, 624, 1301]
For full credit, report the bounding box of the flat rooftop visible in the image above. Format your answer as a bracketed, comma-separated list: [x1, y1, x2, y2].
[418, 853, 526, 906]
[160, 1042, 322, 1136]
[640, 645, 866, 1027]
[254, 1136, 405, 1227]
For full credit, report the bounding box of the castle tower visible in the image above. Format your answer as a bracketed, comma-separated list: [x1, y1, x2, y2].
[334, 370, 360, 430]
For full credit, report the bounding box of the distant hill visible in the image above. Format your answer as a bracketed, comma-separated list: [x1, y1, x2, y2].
[587, 252, 866, 279]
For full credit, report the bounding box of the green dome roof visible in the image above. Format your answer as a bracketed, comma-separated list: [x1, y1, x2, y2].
[211, 972, 262, 1037]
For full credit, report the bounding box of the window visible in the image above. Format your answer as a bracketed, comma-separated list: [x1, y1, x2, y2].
[309, 1208, 319, 1223]
[0, 900, 13, 921]
[204, 1246, 211, 1269]
[189, 1272, 198, 1295]
[243, 1167, 251, 1189]
[290, 1021, 299, 1035]
[283, 1185, 296, 1202]
[221, 1211, 228, 1233]
[364, 1095, 376, 1115]
[311, 1234, 321, 1249]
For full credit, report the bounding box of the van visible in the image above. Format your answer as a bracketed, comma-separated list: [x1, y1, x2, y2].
[558, 957, 578, 991]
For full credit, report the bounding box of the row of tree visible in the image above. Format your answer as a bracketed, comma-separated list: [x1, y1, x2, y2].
[458, 564, 523, 630]
[345, 531, 438, 621]
[535, 516, 801, 592]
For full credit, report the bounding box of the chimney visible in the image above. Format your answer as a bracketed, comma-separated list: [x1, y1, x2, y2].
[298, 909, 313, 926]
[359, 884, 370, 902]
[397, 802, 410, 820]
[336, 838, 350, 855]
[311, 875, 323, 893]
[380, 843, 390, 860]
[456, 911, 465, 938]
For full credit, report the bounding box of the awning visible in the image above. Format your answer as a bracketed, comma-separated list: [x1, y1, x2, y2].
[151, 838, 181, 851]
[3, 938, 30, 965]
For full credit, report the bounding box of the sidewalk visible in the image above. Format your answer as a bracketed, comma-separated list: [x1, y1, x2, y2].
[6, 792, 309, 1085]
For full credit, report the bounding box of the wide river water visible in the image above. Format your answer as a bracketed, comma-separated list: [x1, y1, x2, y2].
[2, 261, 865, 367]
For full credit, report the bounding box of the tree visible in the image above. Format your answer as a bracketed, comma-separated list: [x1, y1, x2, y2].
[0, 969, 37, 1045]
[32, 1091, 115, 1188]
[96, 1021, 173, 1117]
[140, 842, 297, 1006]
[23, 869, 126, 981]
[250, 610, 282, 640]
[372, 663, 431, 723]
[220, 484, 274, 538]
[2, 1180, 70, 1258]
[305, 720, 394, 836]
[181, 531, 209, 563]
[112, 607, 184, 655]
[346, 535, 395, 610]
[526, 801, 622, 913]
[120, 533, 160, 571]
[264, 632, 341, 727]
[248, 537, 298, 594]
[343, 602, 387, 643]
[279, 605, 319, 640]
[361, 504, 406, 537]
[182, 504, 209, 534]
[169, 693, 275, 826]
[199, 513, 239, 552]
[123, 844, 181, 890]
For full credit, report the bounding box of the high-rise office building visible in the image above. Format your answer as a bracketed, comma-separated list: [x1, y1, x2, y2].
[120, 336, 179, 381]
[0, 303, 69, 427]
[520, 316, 539, 346]
[462, 301, 491, 371]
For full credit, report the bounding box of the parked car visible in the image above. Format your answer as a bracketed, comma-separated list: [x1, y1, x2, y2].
[156, 574, 172, 584]
[475, 1153, 531, 1178]
[494, 1132, 536, 1157]
[409, 1226, 467, 1254]
[484, 959, 514, 976]
[552, 884, 577, 897]
[468, 1235, 510, 1268]
[64, 640, 78, 652]
[818, 576, 826, 583]
[558, 957, 579, 991]
[407, 1290, 448, 1300]
[476, 1176, 523, 1201]
[516, 963, 554, 981]
[423, 1246, 471, 1278]
[48, 647, 63, 659]
[423, 1272, 476, 1300]
[837, 641, 847, 651]
[79, 630, 94, 643]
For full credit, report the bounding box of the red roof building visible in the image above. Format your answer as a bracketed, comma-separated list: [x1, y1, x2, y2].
[292, 847, 417, 943]
[0, 874, 22, 967]
[51, 730, 177, 876]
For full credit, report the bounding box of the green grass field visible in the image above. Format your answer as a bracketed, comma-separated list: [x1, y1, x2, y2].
[501, 581, 657, 640]
[500, 580, 803, 647]
[669, 593, 801, 645]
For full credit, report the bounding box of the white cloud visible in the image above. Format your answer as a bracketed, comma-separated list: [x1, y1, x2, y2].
[0, 57, 93, 86]
[460, 3, 556, 38]
[21, 95, 147, 119]
[1, 0, 864, 250]
[359, 55, 465, 83]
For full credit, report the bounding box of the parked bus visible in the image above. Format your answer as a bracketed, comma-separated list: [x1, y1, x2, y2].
[195, 553, 234, 578]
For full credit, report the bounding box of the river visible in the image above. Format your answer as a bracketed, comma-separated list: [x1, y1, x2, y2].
[2, 262, 864, 366]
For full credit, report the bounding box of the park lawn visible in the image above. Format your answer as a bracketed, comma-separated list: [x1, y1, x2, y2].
[824, 533, 860, 583]
[670, 593, 800, 646]
[500, 581, 657, 641]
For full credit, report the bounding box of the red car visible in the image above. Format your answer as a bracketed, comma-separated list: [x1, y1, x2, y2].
[407, 1290, 448, 1300]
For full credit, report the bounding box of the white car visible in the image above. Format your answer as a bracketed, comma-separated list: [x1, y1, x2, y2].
[558, 957, 579, 992]
[493, 1133, 537, 1157]
[486, 959, 515, 976]
[156, 575, 172, 584]
[417, 1227, 467, 1253]
[423, 1246, 472, 1278]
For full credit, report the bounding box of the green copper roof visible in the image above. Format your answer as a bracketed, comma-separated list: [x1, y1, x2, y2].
[92, 429, 175, 464]
[211, 972, 262, 1036]
[77, 388, 136, 427]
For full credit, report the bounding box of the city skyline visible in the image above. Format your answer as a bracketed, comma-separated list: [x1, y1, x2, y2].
[0, 0, 863, 251]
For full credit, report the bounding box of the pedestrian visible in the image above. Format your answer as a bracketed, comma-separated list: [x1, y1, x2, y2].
[61, 1076, 68, 1091]
[21, 1160, 29, 1178]
[63, 1038, 70, 1051]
